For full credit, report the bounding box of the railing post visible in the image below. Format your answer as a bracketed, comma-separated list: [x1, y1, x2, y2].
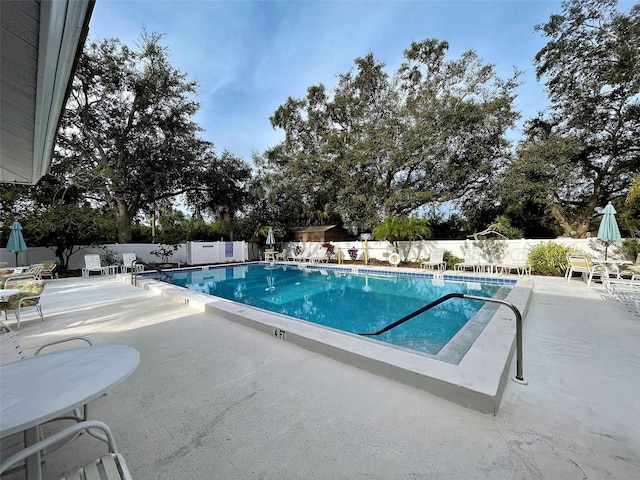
[359, 292, 527, 384]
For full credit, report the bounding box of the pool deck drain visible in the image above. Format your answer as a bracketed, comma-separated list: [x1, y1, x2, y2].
[134, 264, 532, 414]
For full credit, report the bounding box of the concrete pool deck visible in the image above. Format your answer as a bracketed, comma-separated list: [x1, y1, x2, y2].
[2, 273, 639, 479]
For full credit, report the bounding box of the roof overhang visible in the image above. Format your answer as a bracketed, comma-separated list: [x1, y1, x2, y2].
[0, 0, 94, 185]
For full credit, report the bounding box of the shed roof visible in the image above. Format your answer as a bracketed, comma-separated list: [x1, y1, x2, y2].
[293, 225, 340, 233]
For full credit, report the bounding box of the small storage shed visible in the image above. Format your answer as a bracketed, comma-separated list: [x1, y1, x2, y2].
[292, 225, 350, 243]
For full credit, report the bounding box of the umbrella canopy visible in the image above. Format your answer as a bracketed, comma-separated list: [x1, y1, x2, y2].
[7, 221, 28, 266]
[266, 228, 276, 246]
[597, 202, 622, 260]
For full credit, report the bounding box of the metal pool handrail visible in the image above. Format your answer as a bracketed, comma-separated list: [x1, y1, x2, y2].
[131, 260, 166, 286]
[358, 293, 526, 383]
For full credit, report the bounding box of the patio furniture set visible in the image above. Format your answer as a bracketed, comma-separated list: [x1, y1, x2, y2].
[0, 263, 52, 330]
[82, 253, 144, 278]
[565, 253, 640, 315]
[0, 321, 139, 479]
[1, 255, 143, 477]
[419, 247, 532, 276]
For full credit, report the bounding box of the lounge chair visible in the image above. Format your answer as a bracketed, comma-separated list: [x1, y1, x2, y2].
[38, 260, 57, 279]
[83, 254, 107, 278]
[565, 255, 603, 285]
[454, 248, 483, 273]
[601, 269, 640, 315]
[288, 244, 311, 262]
[0, 280, 46, 329]
[420, 248, 446, 271]
[618, 253, 640, 278]
[497, 249, 532, 276]
[120, 253, 143, 274]
[0, 420, 132, 480]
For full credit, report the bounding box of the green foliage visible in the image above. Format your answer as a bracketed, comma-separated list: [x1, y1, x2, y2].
[443, 250, 463, 270]
[614, 238, 640, 261]
[155, 211, 188, 245]
[372, 216, 431, 243]
[506, 0, 640, 238]
[184, 151, 252, 241]
[372, 216, 431, 262]
[526, 242, 584, 276]
[150, 244, 178, 264]
[57, 31, 212, 243]
[473, 238, 507, 264]
[268, 39, 520, 232]
[24, 203, 116, 271]
[98, 246, 119, 266]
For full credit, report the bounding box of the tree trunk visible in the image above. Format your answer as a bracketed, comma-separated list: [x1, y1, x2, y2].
[116, 198, 133, 243]
[549, 203, 590, 238]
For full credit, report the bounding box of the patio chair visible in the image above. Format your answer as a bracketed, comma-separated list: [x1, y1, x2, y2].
[288, 244, 310, 262]
[2, 274, 36, 289]
[120, 253, 143, 274]
[618, 253, 640, 279]
[601, 269, 640, 315]
[24, 264, 44, 280]
[83, 254, 107, 278]
[1, 321, 94, 460]
[0, 280, 45, 329]
[420, 248, 446, 271]
[38, 260, 58, 279]
[565, 255, 603, 286]
[0, 420, 133, 480]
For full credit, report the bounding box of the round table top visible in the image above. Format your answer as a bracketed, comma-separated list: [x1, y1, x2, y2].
[593, 259, 632, 264]
[0, 288, 21, 299]
[0, 344, 140, 437]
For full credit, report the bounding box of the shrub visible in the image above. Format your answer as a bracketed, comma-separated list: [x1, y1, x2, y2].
[527, 242, 584, 276]
[443, 250, 463, 270]
[614, 238, 640, 261]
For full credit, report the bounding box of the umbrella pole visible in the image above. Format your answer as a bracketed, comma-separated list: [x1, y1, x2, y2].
[14, 251, 18, 267]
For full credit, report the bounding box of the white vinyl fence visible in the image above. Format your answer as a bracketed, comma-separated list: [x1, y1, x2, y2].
[0, 237, 626, 270]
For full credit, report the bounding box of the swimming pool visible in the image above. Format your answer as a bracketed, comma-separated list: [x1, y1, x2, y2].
[163, 264, 510, 356]
[135, 263, 529, 413]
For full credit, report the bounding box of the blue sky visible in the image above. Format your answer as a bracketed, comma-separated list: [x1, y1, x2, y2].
[88, 0, 580, 162]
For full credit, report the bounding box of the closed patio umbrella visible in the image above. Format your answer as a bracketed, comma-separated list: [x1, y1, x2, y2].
[266, 228, 276, 246]
[7, 221, 27, 267]
[597, 202, 622, 260]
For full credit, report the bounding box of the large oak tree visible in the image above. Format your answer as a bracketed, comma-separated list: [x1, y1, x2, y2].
[505, 0, 640, 238]
[268, 39, 520, 234]
[55, 32, 212, 243]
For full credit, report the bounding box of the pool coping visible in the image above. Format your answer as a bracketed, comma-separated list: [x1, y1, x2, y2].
[127, 263, 532, 414]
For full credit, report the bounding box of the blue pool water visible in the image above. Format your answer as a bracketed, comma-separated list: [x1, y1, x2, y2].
[163, 265, 507, 355]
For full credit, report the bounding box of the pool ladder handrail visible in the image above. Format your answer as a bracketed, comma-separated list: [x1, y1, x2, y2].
[358, 293, 526, 383]
[131, 259, 166, 286]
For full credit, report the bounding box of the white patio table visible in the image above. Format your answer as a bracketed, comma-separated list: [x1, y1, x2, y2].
[592, 259, 632, 278]
[0, 289, 21, 300]
[0, 344, 140, 480]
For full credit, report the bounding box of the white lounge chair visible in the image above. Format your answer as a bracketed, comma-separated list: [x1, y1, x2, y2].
[601, 269, 640, 315]
[120, 253, 143, 273]
[454, 248, 483, 273]
[83, 254, 106, 278]
[420, 248, 446, 271]
[498, 249, 531, 276]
